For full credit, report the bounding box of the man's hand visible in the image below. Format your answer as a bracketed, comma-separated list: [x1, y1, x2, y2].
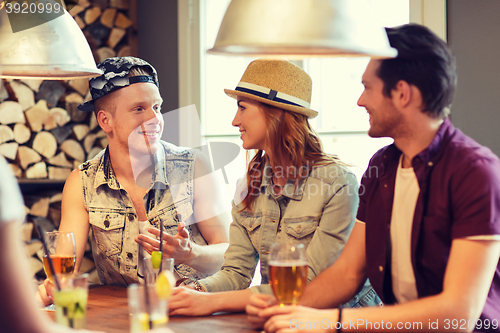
[37, 278, 55, 306]
[246, 293, 278, 329]
[135, 222, 192, 264]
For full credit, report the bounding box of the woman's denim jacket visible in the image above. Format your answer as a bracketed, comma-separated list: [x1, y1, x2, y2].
[199, 162, 381, 307]
[79, 141, 208, 286]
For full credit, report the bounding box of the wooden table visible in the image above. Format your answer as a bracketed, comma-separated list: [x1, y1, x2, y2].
[46, 285, 259, 333]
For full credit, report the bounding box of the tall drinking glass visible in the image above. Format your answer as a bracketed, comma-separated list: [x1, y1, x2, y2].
[269, 242, 308, 306]
[42, 231, 76, 283]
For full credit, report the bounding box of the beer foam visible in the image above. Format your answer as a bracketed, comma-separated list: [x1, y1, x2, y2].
[268, 260, 308, 267]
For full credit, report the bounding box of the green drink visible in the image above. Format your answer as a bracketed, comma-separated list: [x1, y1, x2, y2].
[54, 288, 88, 329]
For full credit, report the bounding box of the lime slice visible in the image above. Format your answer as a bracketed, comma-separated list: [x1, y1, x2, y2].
[155, 270, 175, 299]
[151, 251, 162, 269]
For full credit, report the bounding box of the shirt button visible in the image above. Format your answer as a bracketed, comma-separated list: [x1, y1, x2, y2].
[128, 214, 134, 221]
[270, 219, 276, 223]
[104, 216, 110, 228]
[296, 225, 302, 234]
[127, 252, 133, 260]
[427, 161, 433, 167]
[379, 265, 384, 272]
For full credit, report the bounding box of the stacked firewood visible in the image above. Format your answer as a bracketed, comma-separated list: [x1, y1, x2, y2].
[2, 0, 137, 283]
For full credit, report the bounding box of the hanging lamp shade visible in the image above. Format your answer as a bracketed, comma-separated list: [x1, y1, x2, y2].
[208, 0, 397, 58]
[0, 8, 101, 80]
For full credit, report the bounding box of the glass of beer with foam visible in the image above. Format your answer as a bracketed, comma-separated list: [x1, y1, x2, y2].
[269, 242, 308, 306]
[43, 231, 76, 284]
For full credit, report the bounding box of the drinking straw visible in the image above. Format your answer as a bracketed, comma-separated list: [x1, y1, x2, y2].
[157, 186, 163, 272]
[36, 225, 61, 291]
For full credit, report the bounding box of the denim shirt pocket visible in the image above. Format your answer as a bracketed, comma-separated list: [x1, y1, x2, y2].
[89, 210, 126, 257]
[284, 218, 319, 243]
[239, 211, 263, 248]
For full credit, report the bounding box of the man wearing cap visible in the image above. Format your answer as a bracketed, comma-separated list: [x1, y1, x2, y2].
[248, 24, 500, 332]
[38, 57, 231, 305]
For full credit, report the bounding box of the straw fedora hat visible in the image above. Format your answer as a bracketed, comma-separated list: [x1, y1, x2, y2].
[224, 59, 318, 118]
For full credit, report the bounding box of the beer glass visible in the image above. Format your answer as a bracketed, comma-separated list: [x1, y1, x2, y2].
[268, 242, 308, 306]
[42, 231, 76, 284]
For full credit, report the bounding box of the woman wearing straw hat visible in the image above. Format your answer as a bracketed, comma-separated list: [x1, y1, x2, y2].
[168, 59, 380, 316]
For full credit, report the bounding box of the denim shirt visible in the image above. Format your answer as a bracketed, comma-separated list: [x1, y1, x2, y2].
[80, 141, 208, 286]
[199, 162, 381, 307]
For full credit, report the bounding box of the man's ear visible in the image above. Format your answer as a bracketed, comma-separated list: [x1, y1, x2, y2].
[97, 110, 112, 133]
[391, 80, 412, 108]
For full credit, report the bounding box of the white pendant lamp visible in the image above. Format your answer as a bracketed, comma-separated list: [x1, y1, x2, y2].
[0, 8, 101, 79]
[208, 0, 397, 59]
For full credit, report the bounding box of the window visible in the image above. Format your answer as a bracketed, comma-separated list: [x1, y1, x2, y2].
[178, 0, 446, 190]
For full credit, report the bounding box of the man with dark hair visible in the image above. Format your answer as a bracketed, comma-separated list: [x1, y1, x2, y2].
[247, 23, 500, 332]
[38, 57, 231, 305]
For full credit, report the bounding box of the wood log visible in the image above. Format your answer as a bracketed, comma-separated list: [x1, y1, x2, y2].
[69, 4, 86, 16]
[0, 81, 8, 102]
[92, 0, 109, 9]
[84, 6, 102, 25]
[96, 46, 116, 63]
[65, 92, 87, 123]
[100, 137, 108, 148]
[114, 12, 132, 29]
[48, 152, 72, 168]
[117, 45, 132, 57]
[100, 8, 116, 28]
[18, 146, 42, 169]
[29, 197, 50, 217]
[86, 21, 111, 47]
[25, 239, 42, 257]
[48, 206, 61, 228]
[26, 161, 47, 179]
[68, 79, 89, 96]
[9, 163, 22, 177]
[13, 123, 30, 144]
[32, 131, 57, 159]
[49, 193, 63, 203]
[25, 100, 49, 132]
[110, 0, 128, 9]
[0, 142, 18, 160]
[49, 107, 71, 127]
[48, 166, 71, 180]
[107, 28, 126, 48]
[29, 257, 44, 276]
[51, 124, 74, 144]
[19, 222, 33, 243]
[73, 160, 83, 170]
[21, 79, 43, 93]
[60, 139, 86, 161]
[42, 113, 57, 131]
[0, 101, 25, 125]
[75, 15, 86, 30]
[9, 81, 35, 110]
[0, 125, 14, 144]
[83, 133, 97, 153]
[89, 113, 99, 131]
[88, 147, 103, 160]
[96, 129, 107, 138]
[36, 81, 65, 108]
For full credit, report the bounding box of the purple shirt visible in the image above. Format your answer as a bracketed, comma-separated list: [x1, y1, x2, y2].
[358, 118, 500, 328]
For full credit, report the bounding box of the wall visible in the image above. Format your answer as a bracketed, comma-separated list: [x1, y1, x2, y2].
[447, 0, 500, 157]
[137, 0, 180, 146]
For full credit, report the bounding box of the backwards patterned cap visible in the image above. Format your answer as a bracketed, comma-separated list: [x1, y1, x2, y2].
[78, 56, 159, 112]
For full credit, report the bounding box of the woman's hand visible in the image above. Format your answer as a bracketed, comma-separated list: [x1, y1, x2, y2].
[135, 222, 193, 264]
[261, 305, 337, 333]
[168, 286, 216, 316]
[37, 278, 55, 306]
[246, 293, 278, 329]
